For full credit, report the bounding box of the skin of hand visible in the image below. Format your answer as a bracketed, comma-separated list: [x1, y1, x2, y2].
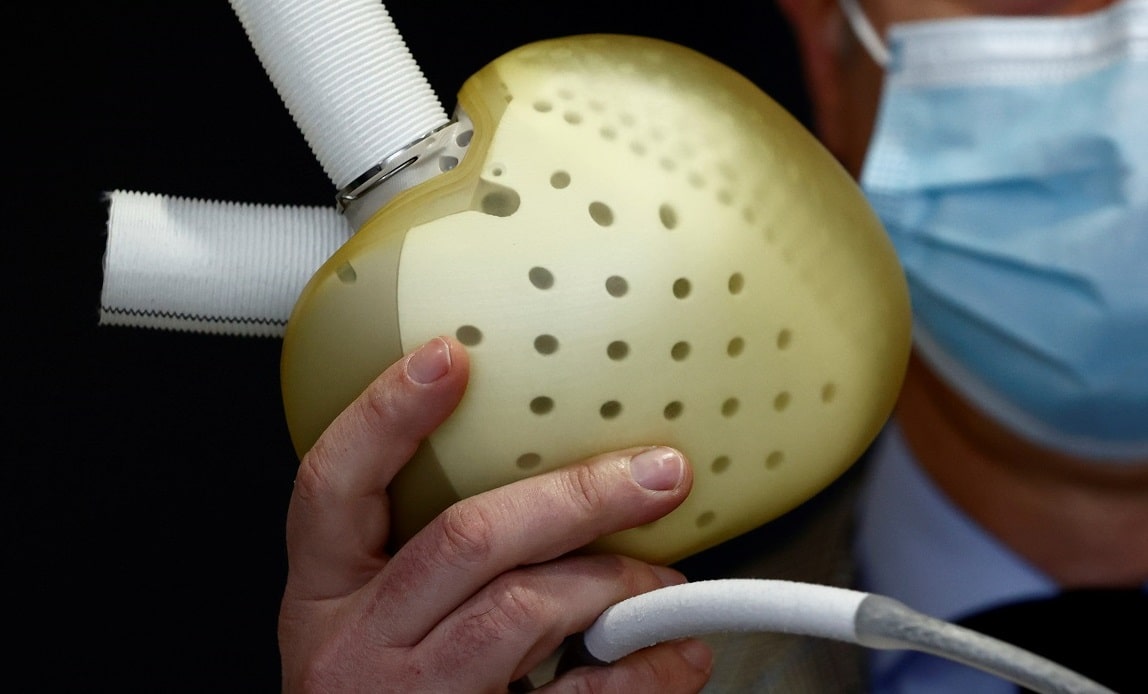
[277, 336, 714, 693]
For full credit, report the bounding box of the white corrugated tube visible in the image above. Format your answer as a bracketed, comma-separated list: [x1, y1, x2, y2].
[228, 0, 449, 191]
[99, 191, 350, 337]
[103, 2, 452, 336]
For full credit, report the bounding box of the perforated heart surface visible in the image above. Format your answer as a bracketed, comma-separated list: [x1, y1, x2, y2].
[281, 34, 911, 564]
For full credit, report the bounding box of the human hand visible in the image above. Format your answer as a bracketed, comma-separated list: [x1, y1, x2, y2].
[278, 336, 713, 693]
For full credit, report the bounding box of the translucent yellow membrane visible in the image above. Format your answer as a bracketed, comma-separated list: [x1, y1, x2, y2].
[281, 34, 911, 564]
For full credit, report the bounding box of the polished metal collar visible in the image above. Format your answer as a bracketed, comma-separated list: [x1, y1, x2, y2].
[336, 108, 474, 228]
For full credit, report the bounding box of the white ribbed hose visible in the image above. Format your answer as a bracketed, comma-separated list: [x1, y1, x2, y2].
[99, 191, 350, 337]
[103, 2, 453, 336]
[228, 0, 448, 191]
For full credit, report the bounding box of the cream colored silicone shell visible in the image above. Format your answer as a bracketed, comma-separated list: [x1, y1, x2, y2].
[280, 34, 911, 565]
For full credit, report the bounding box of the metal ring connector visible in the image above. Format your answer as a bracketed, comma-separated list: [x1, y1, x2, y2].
[335, 110, 474, 227]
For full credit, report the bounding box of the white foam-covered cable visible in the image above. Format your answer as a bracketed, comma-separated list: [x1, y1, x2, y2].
[99, 190, 351, 337]
[228, 0, 449, 191]
[583, 579, 866, 662]
[580, 579, 1115, 694]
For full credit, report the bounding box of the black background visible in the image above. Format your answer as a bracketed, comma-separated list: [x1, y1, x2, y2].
[12, 2, 808, 690]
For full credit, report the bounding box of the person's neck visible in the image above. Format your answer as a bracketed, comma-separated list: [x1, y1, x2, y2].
[894, 352, 1148, 589]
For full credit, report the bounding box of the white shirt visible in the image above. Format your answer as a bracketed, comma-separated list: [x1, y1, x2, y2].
[852, 422, 1059, 693]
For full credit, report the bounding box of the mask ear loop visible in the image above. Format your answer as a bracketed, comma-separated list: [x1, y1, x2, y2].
[838, 0, 892, 67]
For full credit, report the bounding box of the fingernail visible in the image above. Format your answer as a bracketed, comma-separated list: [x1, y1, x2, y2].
[676, 639, 713, 674]
[629, 447, 684, 491]
[406, 338, 451, 384]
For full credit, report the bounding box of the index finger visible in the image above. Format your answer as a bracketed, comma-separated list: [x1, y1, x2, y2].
[370, 444, 694, 645]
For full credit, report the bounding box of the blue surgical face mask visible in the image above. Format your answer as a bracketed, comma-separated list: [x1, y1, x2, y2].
[840, 0, 1148, 461]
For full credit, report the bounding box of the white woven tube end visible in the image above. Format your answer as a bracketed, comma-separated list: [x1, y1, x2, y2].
[99, 190, 351, 337]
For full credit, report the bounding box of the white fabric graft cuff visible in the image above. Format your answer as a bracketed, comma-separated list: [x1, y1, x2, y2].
[99, 190, 351, 338]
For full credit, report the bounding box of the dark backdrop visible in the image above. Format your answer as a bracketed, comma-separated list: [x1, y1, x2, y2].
[12, 2, 808, 690]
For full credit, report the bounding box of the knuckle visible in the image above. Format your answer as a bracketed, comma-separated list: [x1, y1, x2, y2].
[559, 463, 609, 519]
[288, 634, 359, 693]
[292, 656, 336, 693]
[432, 501, 498, 569]
[359, 375, 402, 434]
[293, 449, 337, 505]
[436, 575, 549, 669]
[470, 571, 551, 637]
[483, 573, 548, 632]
